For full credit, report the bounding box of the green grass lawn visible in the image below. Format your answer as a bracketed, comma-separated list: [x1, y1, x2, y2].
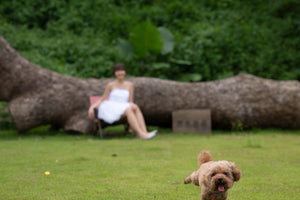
[0, 127, 299, 200]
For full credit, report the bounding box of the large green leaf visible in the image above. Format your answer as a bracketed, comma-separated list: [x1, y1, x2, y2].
[129, 22, 163, 58]
[158, 27, 175, 55]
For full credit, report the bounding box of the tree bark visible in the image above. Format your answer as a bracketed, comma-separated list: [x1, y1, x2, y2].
[0, 36, 299, 134]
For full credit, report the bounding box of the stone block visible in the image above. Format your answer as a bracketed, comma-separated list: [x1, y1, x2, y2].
[172, 109, 211, 133]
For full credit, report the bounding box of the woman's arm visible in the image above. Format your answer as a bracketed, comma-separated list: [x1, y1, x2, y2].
[88, 82, 112, 120]
[93, 83, 112, 108]
[128, 82, 138, 111]
[129, 82, 134, 103]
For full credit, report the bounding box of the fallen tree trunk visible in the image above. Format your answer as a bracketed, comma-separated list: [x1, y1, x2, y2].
[0, 36, 299, 134]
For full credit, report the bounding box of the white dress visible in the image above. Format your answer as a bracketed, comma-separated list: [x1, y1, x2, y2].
[97, 88, 131, 124]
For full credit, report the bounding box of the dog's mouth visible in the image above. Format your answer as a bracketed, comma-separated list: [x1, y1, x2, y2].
[213, 177, 227, 192]
[217, 184, 225, 192]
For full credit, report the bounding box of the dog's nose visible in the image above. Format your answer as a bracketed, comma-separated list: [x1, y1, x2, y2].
[218, 177, 223, 183]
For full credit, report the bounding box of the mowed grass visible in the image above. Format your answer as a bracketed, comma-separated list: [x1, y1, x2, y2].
[0, 127, 299, 200]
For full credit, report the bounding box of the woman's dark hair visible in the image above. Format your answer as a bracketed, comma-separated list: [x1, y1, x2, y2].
[113, 63, 126, 74]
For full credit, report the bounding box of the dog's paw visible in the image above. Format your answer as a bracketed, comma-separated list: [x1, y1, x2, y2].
[184, 177, 192, 184]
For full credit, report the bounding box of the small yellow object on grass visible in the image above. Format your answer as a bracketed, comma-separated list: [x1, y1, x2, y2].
[44, 171, 50, 175]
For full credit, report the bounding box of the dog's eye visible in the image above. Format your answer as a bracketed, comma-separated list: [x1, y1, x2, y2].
[211, 173, 216, 177]
[223, 172, 228, 176]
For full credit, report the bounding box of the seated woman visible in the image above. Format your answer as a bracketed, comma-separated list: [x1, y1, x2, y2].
[88, 63, 157, 139]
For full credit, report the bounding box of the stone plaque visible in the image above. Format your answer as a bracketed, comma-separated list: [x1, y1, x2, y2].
[172, 109, 211, 133]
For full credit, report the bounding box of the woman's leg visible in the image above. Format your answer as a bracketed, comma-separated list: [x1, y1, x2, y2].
[124, 108, 148, 138]
[132, 107, 147, 133]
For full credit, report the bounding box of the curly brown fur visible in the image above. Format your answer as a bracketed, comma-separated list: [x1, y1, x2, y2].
[184, 151, 241, 200]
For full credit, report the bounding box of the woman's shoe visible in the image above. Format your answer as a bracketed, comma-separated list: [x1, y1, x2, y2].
[142, 130, 157, 140]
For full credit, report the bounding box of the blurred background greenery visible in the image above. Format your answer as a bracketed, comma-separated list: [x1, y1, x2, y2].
[0, 0, 299, 82]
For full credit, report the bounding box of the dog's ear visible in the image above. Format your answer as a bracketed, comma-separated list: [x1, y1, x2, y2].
[230, 163, 241, 182]
[198, 151, 213, 168]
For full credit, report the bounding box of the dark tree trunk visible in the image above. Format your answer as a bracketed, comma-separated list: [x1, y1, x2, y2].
[0, 36, 299, 134]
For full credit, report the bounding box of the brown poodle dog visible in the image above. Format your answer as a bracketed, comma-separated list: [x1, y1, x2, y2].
[184, 151, 241, 200]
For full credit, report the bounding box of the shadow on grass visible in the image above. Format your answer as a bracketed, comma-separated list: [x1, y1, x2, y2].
[0, 125, 71, 141]
[94, 125, 173, 140]
[0, 124, 159, 140]
[1, 124, 299, 141]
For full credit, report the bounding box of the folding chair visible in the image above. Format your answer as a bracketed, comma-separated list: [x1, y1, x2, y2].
[89, 96, 131, 138]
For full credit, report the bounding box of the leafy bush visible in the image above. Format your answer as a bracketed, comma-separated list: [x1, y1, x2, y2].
[0, 0, 299, 81]
[0, 102, 14, 129]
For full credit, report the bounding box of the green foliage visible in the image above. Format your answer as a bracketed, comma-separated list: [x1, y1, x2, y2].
[116, 22, 175, 79]
[0, 102, 15, 130]
[177, 73, 202, 82]
[0, 0, 299, 81]
[116, 39, 134, 61]
[129, 22, 163, 58]
[231, 121, 244, 132]
[158, 27, 175, 55]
